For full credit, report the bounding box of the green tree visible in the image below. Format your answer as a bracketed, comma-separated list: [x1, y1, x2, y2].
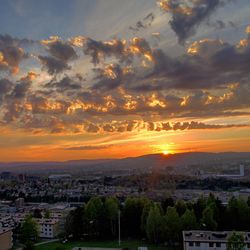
[85, 197, 104, 238]
[175, 200, 187, 216]
[146, 205, 163, 243]
[163, 207, 180, 244]
[200, 206, 217, 230]
[104, 197, 119, 237]
[20, 215, 39, 246]
[237, 198, 250, 230]
[181, 209, 197, 230]
[141, 199, 154, 235]
[65, 206, 85, 239]
[193, 195, 207, 221]
[44, 209, 51, 219]
[227, 232, 246, 250]
[122, 197, 149, 237]
[33, 209, 42, 218]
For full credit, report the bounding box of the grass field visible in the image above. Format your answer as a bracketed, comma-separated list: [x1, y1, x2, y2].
[35, 240, 178, 250]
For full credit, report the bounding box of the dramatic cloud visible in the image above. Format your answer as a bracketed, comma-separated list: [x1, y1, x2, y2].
[0, 78, 13, 104]
[129, 12, 155, 33]
[38, 55, 70, 74]
[45, 76, 82, 92]
[142, 30, 250, 90]
[158, 0, 223, 44]
[70, 36, 154, 65]
[56, 120, 250, 134]
[0, 10, 249, 139]
[0, 36, 27, 74]
[41, 36, 77, 62]
[92, 64, 134, 91]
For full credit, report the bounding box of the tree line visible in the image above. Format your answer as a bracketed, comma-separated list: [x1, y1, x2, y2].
[64, 194, 250, 244]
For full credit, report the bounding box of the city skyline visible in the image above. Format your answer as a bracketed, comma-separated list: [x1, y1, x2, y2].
[0, 0, 250, 161]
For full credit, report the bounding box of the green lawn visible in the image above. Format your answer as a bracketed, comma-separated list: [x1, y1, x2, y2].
[35, 240, 178, 250]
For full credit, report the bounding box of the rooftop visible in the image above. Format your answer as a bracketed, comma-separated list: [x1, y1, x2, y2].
[183, 231, 250, 243]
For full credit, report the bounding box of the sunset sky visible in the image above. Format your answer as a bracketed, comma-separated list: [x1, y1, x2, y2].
[0, 0, 250, 161]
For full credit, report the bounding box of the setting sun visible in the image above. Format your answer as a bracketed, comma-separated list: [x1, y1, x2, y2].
[163, 150, 170, 155]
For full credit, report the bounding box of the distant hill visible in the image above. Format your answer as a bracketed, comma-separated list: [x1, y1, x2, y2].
[0, 152, 250, 175]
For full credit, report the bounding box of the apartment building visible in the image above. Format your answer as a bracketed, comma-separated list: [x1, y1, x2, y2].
[37, 218, 60, 238]
[183, 231, 250, 250]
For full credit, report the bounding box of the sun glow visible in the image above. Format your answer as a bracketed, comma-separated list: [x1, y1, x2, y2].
[163, 150, 170, 155]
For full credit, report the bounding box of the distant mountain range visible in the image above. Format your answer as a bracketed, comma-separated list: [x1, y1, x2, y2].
[0, 152, 250, 175]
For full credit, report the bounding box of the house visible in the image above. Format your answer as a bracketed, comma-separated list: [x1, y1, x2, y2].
[0, 228, 13, 250]
[183, 231, 250, 250]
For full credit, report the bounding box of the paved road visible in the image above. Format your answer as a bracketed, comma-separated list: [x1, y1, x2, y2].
[35, 238, 60, 246]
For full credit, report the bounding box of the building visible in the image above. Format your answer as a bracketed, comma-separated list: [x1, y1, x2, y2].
[216, 165, 245, 179]
[48, 174, 71, 183]
[37, 218, 60, 239]
[183, 231, 250, 250]
[15, 198, 25, 208]
[0, 228, 13, 250]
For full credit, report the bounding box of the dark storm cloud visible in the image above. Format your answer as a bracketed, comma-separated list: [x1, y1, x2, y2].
[0, 34, 36, 74]
[0, 21, 250, 135]
[38, 55, 70, 74]
[10, 81, 31, 99]
[45, 76, 82, 92]
[77, 120, 250, 134]
[0, 45, 26, 74]
[85, 123, 100, 133]
[92, 64, 126, 91]
[146, 121, 250, 132]
[129, 12, 155, 33]
[82, 38, 127, 65]
[0, 34, 36, 49]
[0, 78, 13, 104]
[43, 40, 77, 62]
[71, 36, 154, 66]
[141, 34, 250, 90]
[158, 0, 226, 44]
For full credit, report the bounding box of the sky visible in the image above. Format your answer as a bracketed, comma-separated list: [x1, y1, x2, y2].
[0, 0, 250, 161]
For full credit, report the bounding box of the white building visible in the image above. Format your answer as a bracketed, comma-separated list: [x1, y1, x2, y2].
[37, 219, 60, 239]
[183, 231, 250, 250]
[216, 165, 245, 179]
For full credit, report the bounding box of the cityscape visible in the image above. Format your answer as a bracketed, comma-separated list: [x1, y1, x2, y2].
[0, 0, 250, 250]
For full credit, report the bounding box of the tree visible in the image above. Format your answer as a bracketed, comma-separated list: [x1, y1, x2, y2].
[33, 209, 42, 218]
[175, 200, 187, 216]
[163, 207, 180, 244]
[200, 206, 217, 230]
[193, 196, 207, 221]
[65, 206, 85, 239]
[44, 209, 51, 219]
[161, 197, 174, 212]
[85, 197, 104, 238]
[104, 197, 119, 237]
[141, 200, 154, 235]
[227, 232, 246, 250]
[237, 198, 250, 230]
[122, 197, 149, 237]
[146, 205, 163, 243]
[20, 215, 39, 247]
[181, 209, 197, 230]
